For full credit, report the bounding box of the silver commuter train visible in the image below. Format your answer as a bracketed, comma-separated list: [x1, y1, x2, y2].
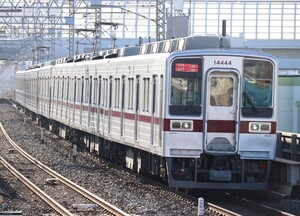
[16, 36, 278, 190]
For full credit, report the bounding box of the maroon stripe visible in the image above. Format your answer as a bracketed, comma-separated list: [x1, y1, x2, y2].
[82, 105, 89, 111]
[111, 110, 121, 118]
[74, 104, 81, 109]
[37, 98, 277, 134]
[138, 114, 151, 123]
[207, 120, 235, 133]
[90, 106, 97, 113]
[124, 112, 135, 120]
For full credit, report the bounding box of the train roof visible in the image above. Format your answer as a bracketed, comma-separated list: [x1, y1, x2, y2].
[26, 35, 231, 70]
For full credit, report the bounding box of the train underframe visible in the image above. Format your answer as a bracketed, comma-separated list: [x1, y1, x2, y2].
[167, 156, 271, 190]
[20, 107, 270, 191]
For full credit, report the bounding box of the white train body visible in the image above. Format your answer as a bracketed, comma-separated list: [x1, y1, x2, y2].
[16, 36, 278, 190]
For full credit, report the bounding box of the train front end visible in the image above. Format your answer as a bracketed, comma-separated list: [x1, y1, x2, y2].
[164, 51, 278, 190]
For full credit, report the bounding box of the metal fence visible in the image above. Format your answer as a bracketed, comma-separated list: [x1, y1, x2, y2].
[277, 132, 300, 161]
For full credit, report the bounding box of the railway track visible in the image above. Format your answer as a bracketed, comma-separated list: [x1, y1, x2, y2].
[0, 122, 130, 216]
[0, 119, 240, 216]
[133, 172, 296, 216]
[0, 99, 298, 215]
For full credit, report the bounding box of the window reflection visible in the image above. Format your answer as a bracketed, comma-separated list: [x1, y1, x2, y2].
[171, 77, 201, 106]
[210, 77, 233, 107]
[243, 60, 273, 108]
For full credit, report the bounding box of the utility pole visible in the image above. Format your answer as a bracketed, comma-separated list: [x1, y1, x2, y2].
[156, 0, 166, 41]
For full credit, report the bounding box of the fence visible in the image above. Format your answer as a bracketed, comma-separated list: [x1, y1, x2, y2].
[277, 132, 300, 162]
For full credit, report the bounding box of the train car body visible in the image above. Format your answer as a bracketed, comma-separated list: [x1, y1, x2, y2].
[15, 36, 278, 190]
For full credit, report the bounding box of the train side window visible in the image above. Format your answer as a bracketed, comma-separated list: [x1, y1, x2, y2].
[93, 78, 98, 105]
[109, 76, 113, 108]
[143, 77, 150, 112]
[55, 77, 58, 99]
[89, 76, 93, 105]
[63, 77, 68, 100]
[66, 77, 70, 101]
[98, 76, 102, 106]
[57, 77, 61, 99]
[127, 78, 134, 110]
[40, 78, 43, 97]
[76, 78, 81, 102]
[52, 77, 56, 99]
[45, 79, 47, 97]
[81, 77, 84, 103]
[68, 78, 73, 102]
[103, 78, 109, 107]
[114, 78, 120, 108]
[136, 76, 140, 112]
[60, 77, 63, 99]
[84, 78, 89, 103]
[73, 77, 77, 103]
[121, 76, 125, 110]
[61, 77, 64, 99]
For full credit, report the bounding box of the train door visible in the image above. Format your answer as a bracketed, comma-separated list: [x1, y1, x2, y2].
[49, 77, 52, 117]
[80, 76, 84, 125]
[204, 70, 240, 154]
[120, 76, 125, 137]
[151, 75, 157, 145]
[88, 76, 92, 127]
[65, 77, 70, 121]
[101, 77, 108, 135]
[72, 77, 77, 124]
[108, 76, 113, 134]
[60, 77, 64, 118]
[135, 75, 140, 141]
[96, 76, 101, 132]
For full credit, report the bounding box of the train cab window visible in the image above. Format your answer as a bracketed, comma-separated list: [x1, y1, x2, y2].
[169, 57, 202, 116]
[242, 59, 273, 117]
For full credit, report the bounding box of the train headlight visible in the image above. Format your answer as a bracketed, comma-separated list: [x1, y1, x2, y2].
[250, 123, 259, 131]
[182, 122, 192, 129]
[170, 120, 193, 131]
[249, 122, 271, 133]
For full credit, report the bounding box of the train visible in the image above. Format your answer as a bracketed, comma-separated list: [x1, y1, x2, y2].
[15, 35, 278, 190]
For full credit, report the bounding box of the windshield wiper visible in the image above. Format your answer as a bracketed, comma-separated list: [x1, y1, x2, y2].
[243, 92, 258, 113]
[185, 99, 199, 111]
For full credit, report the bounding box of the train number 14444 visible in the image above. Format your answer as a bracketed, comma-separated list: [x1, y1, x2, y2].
[214, 60, 232, 65]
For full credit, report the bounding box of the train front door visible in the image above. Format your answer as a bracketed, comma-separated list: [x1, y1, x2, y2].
[204, 71, 240, 154]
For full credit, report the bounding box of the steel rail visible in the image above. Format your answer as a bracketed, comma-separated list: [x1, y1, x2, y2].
[0, 122, 130, 216]
[0, 156, 73, 216]
[206, 202, 241, 216]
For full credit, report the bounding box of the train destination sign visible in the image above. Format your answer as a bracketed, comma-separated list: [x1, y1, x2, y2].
[175, 63, 199, 73]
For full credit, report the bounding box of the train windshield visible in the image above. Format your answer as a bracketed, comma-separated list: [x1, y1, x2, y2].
[242, 59, 273, 117]
[170, 57, 202, 115]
